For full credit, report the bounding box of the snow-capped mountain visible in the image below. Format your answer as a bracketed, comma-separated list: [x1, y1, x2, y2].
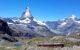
[3, 7, 55, 37]
[1, 7, 80, 36]
[45, 15, 80, 35]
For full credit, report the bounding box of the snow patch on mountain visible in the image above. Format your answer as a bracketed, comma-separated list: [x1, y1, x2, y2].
[75, 21, 80, 24]
[33, 19, 46, 26]
[7, 22, 13, 24]
[60, 22, 67, 26]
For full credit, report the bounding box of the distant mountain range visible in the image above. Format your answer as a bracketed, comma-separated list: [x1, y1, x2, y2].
[1, 7, 80, 37]
[45, 15, 80, 35]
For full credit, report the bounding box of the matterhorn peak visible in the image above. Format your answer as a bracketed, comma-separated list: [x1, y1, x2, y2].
[20, 7, 33, 20]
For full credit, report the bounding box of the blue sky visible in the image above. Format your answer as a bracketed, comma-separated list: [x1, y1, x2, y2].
[0, 0, 80, 21]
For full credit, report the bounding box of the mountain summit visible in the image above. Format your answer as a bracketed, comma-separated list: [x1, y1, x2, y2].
[20, 7, 33, 20]
[67, 15, 77, 21]
[68, 15, 76, 19]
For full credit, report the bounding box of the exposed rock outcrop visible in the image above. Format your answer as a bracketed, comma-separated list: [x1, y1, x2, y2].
[0, 19, 18, 42]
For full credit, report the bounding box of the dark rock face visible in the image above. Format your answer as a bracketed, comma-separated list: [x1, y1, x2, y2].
[0, 19, 18, 42]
